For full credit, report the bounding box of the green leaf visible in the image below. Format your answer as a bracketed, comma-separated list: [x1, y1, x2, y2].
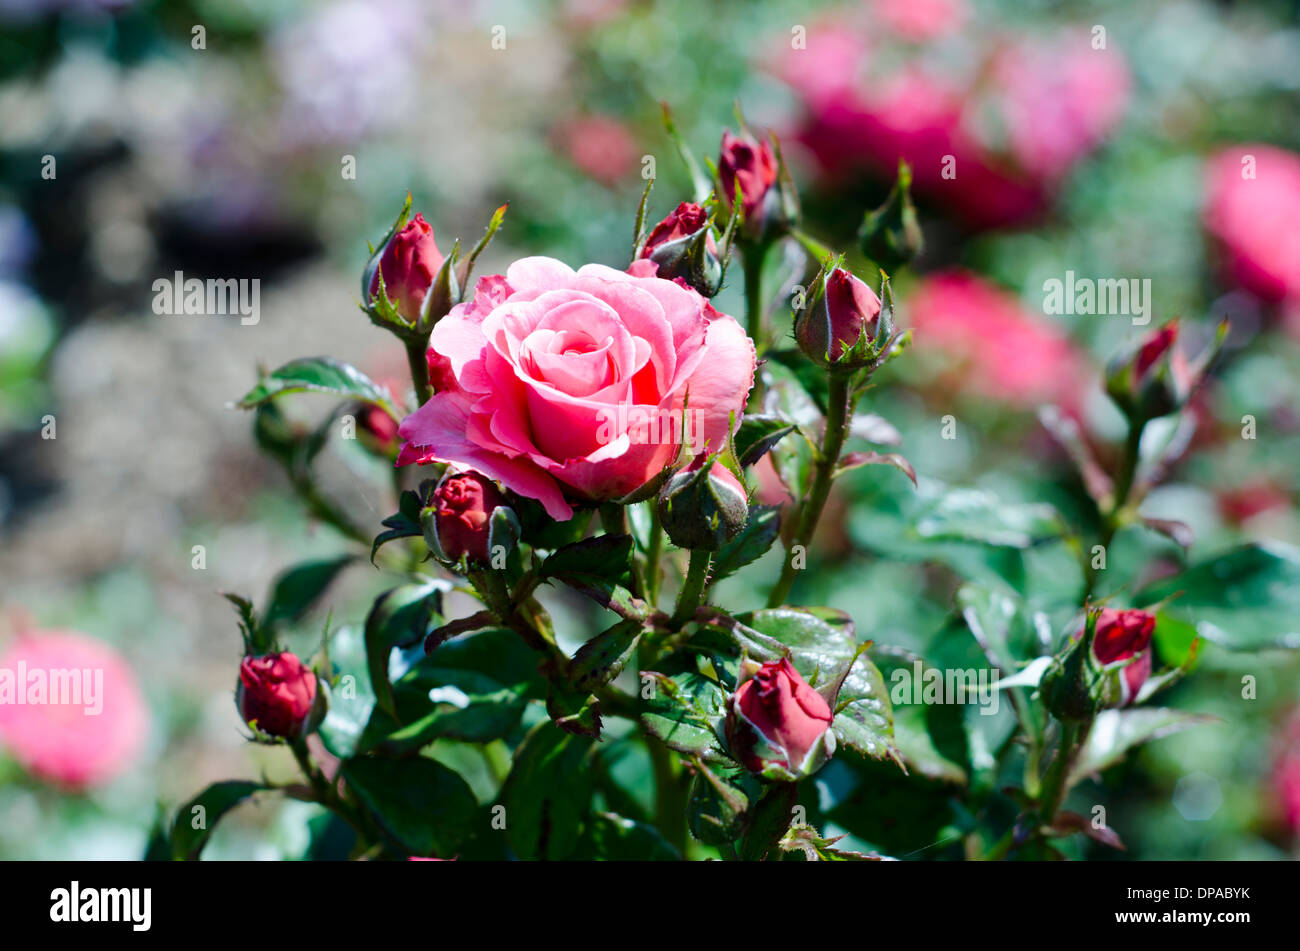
[501, 721, 595, 860]
[835, 451, 916, 487]
[575, 812, 682, 861]
[1135, 542, 1300, 651]
[341, 755, 479, 856]
[736, 607, 855, 672]
[371, 486, 429, 564]
[688, 765, 749, 847]
[640, 671, 728, 759]
[262, 556, 355, 631]
[319, 624, 378, 759]
[361, 628, 538, 751]
[364, 581, 446, 719]
[955, 584, 1045, 672]
[540, 533, 634, 584]
[734, 415, 796, 468]
[1069, 708, 1218, 784]
[569, 620, 642, 693]
[913, 488, 1062, 548]
[171, 781, 268, 860]
[830, 655, 901, 766]
[870, 649, 966, 784]
[710, 504, 781, 582]
[237, 357, 399, 416]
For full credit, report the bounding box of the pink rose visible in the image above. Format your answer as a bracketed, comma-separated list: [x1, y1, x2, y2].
[991, 35, 1130, 182]
[908, 270, 1086, 409]
[0, 629, 148, 789]
[1204, 145, 1300, 304]
[725, 658, 834, 777]
[397, 258, 756, 520]
[237, 653, 320, 739]
[369, 213, 445, 324]
[774, 25, 1129, 229]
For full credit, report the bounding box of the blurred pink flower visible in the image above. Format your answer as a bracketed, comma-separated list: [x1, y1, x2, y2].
[0, 629, 147, 789]
[908, 270, 1086, 407]
[556, 116, 639, 187]
[753, 452, 793, 509]
[872, 0, 967, 43]
[1204, 145, 1300, 305]
[774, 21, 1129, 228]
[1272, 710, 1300, 835]
[991, 36, 1130, 182]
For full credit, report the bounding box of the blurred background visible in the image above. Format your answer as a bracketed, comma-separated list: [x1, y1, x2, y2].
[1, 0, 1298, 859]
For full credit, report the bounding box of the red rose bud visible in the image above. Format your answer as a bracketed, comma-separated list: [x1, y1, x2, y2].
[236, 653, 323, 739]
[718, 129, 791, 240]
[357, 404, 400, 453]
[725, 657, 835, 779]
[639, 202, 723, 296]
[369, 212, 445, 324]
[1090, 607, 1155, 706]
[432, 472, 507, 563]
[1105, 320, 1196, 422]
[795, 266, 883, 368]
[657, 455, 749, 551]
[859, 160, 923, 273]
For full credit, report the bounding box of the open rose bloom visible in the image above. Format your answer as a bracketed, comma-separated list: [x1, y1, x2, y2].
[397, 258, 756, 518]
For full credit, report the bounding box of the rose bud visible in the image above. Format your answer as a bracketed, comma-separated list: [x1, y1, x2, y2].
[795, 266, 883, 368]
[369, 212, 445, 324]
[657, 454, 749, 551]
[1104, 319, 1227, 423]
[430, 471, 508, 563]
[236, 652, 325, 740]
[638, 201, 723, 296]
[725, 657, 836, 780]
[859, 160, 923, 273]
[718, 129, 792, 240]
[1090, 607, 1155, 707]
[356, 404, 400, 454]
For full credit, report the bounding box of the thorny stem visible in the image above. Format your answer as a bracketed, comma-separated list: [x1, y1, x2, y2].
[768, 372, 853, 607]
[671, 549, 712, 629]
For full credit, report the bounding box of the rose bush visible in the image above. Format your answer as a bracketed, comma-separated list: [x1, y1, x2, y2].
[183, 108, 1279, 865]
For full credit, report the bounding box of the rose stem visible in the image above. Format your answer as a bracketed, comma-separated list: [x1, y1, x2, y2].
[405, 337, 432, 406]
[290, 739, 371, 846]
[670, 549, 712, 628]
[643, 502, 664, 607]
[767, 371, 852, 607]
